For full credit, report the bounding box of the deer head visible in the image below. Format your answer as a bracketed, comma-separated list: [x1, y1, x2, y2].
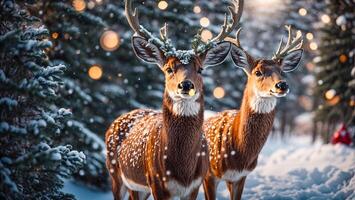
[126, 0, 243, 116]
[230, 26, 303, 98]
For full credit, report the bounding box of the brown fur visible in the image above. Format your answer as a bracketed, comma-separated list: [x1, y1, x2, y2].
[203, 59, 286, 200]
[106, 57, 208, 200]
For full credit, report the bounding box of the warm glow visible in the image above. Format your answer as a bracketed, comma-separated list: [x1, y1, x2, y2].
[52, 32, 59, 39]
[201, 29, 213, 42]
[350, 99, 355, 107]
[88, 65, 103, 80]
[321, 14, 331, 24]
[306, 32, 313, 40]
[193, 6, 201, 14]
[339, 54, 348, 63]
[72, 0, 86, 12]
[298, 8, 307, 16]
[325, 89, 336, 100]
[100, 30, 120, 51]
[309, 42, 318, 50]
[200, 17, 210, 27]
[306, 62, 315, 71]
[327, 96, 340, 105]
[87, 1, 95, 9]
[158, 1, 168, 10]
[213, 87, 225, 99]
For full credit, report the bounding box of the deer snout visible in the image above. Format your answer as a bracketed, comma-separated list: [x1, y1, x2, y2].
[275, 81, 289, 92]
[178, 80, 194, 92]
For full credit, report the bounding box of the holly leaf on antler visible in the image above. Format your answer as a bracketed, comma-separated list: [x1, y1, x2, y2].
[191, 28, 204, 54]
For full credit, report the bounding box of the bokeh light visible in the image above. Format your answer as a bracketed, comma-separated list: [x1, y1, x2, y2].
[298, 8, 307, 16]
[72, 0, 86, 12]
[325, 89, 336, 100]
[306, 32, 313, 40]
[213, 87, 225, 99]
[51, 32, 59, 39]
[158, 1, 168, 10]
[193, 6, 201, 14]
[201, 29, 213, 42]
[309, 42, 318, 50]
[321, 14, 331, 24]
[200, 17, 210, 27]
[100, 30, 120, 52]
[88, 65, 103, 80]
[339, 54, 348, 63]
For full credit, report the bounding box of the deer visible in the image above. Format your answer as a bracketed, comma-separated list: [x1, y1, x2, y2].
[105, 0, 243, 199]
[203, 25, 303, 200]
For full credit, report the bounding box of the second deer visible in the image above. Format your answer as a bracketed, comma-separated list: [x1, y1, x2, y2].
[203, 26, 303, 200]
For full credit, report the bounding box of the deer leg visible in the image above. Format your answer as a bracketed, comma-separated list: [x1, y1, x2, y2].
[226, 181, 237, 200]
[235, 176, 247, 200]
[129, 191, 150, 200]
[111, 176, 127, 200]
[203, 173, 218, 200]
[181, 187, 200, 200]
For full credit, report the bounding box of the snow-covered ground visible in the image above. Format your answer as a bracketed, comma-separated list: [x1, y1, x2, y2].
[63, 136, 355, 199]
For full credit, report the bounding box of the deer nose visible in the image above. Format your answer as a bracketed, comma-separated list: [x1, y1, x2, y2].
[178, 80, 194, 92]
[275, 81, 289, 91]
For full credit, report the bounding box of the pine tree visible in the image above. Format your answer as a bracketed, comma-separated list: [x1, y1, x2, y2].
[0, 0, 85, 199]
[25, 0, 250, 189]
[313, 0, 354, 141]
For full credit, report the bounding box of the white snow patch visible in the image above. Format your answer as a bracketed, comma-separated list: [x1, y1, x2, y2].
[63, 136, 355, 200]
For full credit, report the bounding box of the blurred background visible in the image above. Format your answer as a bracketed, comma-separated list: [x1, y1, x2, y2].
[0, 0, 354, 198]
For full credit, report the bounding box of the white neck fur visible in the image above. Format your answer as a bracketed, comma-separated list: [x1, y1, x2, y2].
[249, 87, 277, 114]
[168, 92, 200, 116]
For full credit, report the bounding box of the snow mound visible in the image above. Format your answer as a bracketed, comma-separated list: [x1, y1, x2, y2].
[63, 137, 355, 200]
[237, 144, 355, 200]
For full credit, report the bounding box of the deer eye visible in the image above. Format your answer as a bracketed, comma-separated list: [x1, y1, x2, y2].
[255, 71, 262, 77]
[197, 68, 203, 74]
[166, 68, 173, 74]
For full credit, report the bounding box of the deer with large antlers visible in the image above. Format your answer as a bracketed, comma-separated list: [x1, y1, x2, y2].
[203, 25, 303, 200]
[105, 0, 242, 199]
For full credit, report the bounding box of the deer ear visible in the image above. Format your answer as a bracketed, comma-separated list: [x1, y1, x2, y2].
[132, 36, 165, 67]
[281, 49, 303, 72]
[202, 42, 231, 67]
[230, 45, 251, 73]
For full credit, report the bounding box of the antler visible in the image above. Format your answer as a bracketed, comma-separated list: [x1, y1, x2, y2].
[210, 0, 244, 43]
[125, 0, 144, 36]
[125, 0, 173, 52]
[272, 25, 303, 60]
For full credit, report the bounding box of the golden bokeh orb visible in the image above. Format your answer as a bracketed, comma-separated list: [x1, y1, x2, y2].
[73, 0, 86, 12]
[52, 32, 59, 39]
[321, 14, 331, 24]
[325, 89, 336, 100]
[193, 6, 201, 14]
[339, 54, 348, 63]
[158, 1, 168, 10]
[201, 29, 213, 42]
[88, 65, 103, 80]
[213, 87, 225, 99]
[100, 30, 120, 52]
[309, 42, 318, 50]
[200, 17, 210, 27]
[306, 32, 313, 40]
[298, 8, 307, 16]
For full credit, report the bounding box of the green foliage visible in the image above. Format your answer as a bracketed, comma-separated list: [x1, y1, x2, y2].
[314, 1, 354, 126]
[0, 0, 85, 199]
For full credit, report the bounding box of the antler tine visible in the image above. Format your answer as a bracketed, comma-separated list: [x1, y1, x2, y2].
[210, 0, 244, 43]
[225, 27, 242, 47]
[125, 0, 144, 36]
[160, 23, 168, 41]
[273, 25, 304, 60]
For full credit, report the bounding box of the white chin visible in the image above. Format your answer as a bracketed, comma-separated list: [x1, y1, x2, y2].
[272, 93, 287, 98]
[168, 92, 200, 116]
